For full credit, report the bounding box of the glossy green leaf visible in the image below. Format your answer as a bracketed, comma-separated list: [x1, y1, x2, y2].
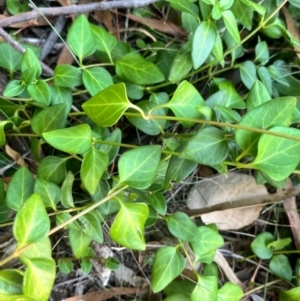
[27, 80, 51, 105]
[81, 147, 109, 195]
[168, 0, 199, 19]
[37, 156, 67, 185]
[31, 103, 68, 135]
[269, 254, 292, 281]
[110, 202, 148, 250]
[6, 166, 35, 211]
[21, 48, 41, 78]
[0, 270, 23, 295]
[236, 97, 296, 157]
[190, 226, 224, 263]
[83, 67, 113, 96]
[54, 64, 83, 88]
[239, 60, 257, 89]
[82, 83, 131, 127]
[0, 42, 22, 71]
[43, 124, 92, 154]
[167, 212, 199, 241]
[192, 21, 217, 69]
[217, 282, 244, 301]
[222, 10, 240, 43]
[118, 145, 161, 189]
[251, 126, 300, 181]
[146, 192, 167, 215]
[56, 212, 81, 231]
[251, 232, 274, 259]
[191, 275, 218, 301]
[80, 211, 103, 243]
[69, 228, 93, 258]
[3, 80, 25, 97]
[61, 171, 75, 208]
[151, 246, 185, 293]
[13, 193, 50, 247]
[116, 52, 165, 85]
[169, 52, 193, 83]
[34, 178, 61, 210]
[21, 257, 56, 301]
[279, 287, 300, 301]
[21, 237, 52, 259]
[51, 85, 72, 112]
[246, 80, 271, 111]
[180, 127, 229, 165]
[67, 14, 96, 61]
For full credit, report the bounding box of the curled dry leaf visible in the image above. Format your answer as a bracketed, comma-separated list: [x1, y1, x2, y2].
[187, 172, 268, 230]
[5, 144, 27, 167]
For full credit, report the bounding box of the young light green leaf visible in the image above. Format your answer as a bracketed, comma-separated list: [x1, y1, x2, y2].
[191, 275, 218, 301]
[34, 179, 61, 210]
[251, 126, 300, 181]
[109, 203, 149, 250]
[116, 52, 165, 85]
[61, 171, 75, 208]
[37, 156, 67, 185]
[3, 80, 25, 97]
[217, 282, 244, 301]
[80, 147, 109, 195]
[151, 246, 185, 293]
[236, 97, 296, 157]
[0, 42, 22, 72]
[21, 48, 41, 78]
[180, 127, 229, 165]
[167, 212, 199, 242]
[192, 20, 217, 69]
[80, 211, 103, 243]
[6, 166, 35, 211]
[69, 228, 93, 258]
[21, 257, 56, 301]
[169, 52, 193, 83]
[67, 14, 96, 61]
[267, 238, 291, 251]
[246, 80, 271, 111]
[43, 124, 92, 154]
[31, 103, 68, 135]
[54, 64, 83, 88]
[238, 60, 257, 89]
[13, 193, 50, 247]
[83, 67, 113, 96]
[21, 237, 52, 259]
[269, 254, 292, 281]
[82, 83, 131, 127]
[0, 270, 23, 295]
[118, 145, 161, 189]
[250, 231, 274, 259]
[222, 10, 240, 43]
[27, 80, 51, 105]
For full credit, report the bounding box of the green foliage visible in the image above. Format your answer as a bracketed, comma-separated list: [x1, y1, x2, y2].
[0, 4, 300, 300]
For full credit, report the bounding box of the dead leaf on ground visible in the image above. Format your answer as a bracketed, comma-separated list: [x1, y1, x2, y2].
[187, 172, 268, 230]
[93, 10, 115, 34]
[5, 144, 27, 167]
[57, 44, 74, 65]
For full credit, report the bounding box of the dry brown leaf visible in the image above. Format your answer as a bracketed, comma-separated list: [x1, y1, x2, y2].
[5, 144, 27, 167]
[126, 14, 187, 38]
[187, 172, 267, 230]
[93, 10, 115, 33]
[57, 44, 74, 65]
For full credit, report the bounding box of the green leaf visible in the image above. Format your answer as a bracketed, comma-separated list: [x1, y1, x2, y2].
[279, 287, 300, 301]
[164, 294, 191, 301]
[246, 80, 271, 111]
[13, 193, 50, 247]
[217, 282, 244, 301]
[192, 20, 217, 69]
[105, 257, 120, 270]
[67, 14, 96, 61]
[182, 12, 198, 33]
[21, 257, 56, 301]
[80, 211, 103, 243]
[109, 202, 149, 250]
[116, 52, 165, 85]
[231, 0, 253, 30]
[252, 126, 300, 181]
[180, 127, 229, 165]
[21, 237, 52, 259]
[34, 178, 61, 210]
[37, 156, 67, 185]
[190, 226, 224, 263]
[0, 42, 22, 71]
[222, 10, 240, 43]
[0, 121, 13, 146]
[21, 68, 36, 85]
[58, 260, 73, 274]
[191, 275, 218, 301]
[146, 192, 167, 215]
[255, 41, 269, 65]
[27, 80, 51, 105]
[267, 238, 292, 251]
[31, 103, 68, 135]
[167, 212, 199, 242]
[269, 254, 292, 281]
[118, 145, 161, 189]
[54, 64, 83, 88]
[166, 80, 206, 127]
[236, 97, 296, 157]
[21, 48, 41, 78]
[6, 166, 35, 211]
[3, 80, 25, 97]
[83, 67, 113, 96]
[238, 60, 257, 89]
[43, 124, 92, 154]
[168, 0, 199, 19]
[69, 228, 93, 258]
[212, 30, 224, 66]
[80, 147, 109, 195]
[61, 171, 75, 208]
[169, 52, 193, 83]
[51, 85, 72, 112]
[7, 0, 29, 15]
[0, 270, 23, 294]
[82, 83, 131, 127]
[250, 231, 274, 259]
[151, 246, 185, 293]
